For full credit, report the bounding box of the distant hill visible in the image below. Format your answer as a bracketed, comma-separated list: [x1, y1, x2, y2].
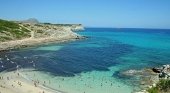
[0, 19, 31, 42]
[21, 18, 39, 24]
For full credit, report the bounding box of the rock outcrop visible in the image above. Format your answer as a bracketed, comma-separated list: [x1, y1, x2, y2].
[132, 64, 170, 93]
[152, 65, 170, 79]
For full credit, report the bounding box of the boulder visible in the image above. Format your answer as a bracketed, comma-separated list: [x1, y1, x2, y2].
[152, 67, 162, 73]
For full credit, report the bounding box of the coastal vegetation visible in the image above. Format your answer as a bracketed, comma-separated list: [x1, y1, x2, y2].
[148, 79, 170, 93]
[0, 19, 31, 42]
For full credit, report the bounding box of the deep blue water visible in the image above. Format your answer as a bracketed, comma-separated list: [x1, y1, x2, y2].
[1, 28, 170, 78]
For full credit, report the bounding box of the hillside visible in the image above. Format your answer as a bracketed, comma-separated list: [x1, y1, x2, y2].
[19, 22, 84, 38]
[0, 19, 31, 42]
[0, 19, 84, 51]
[0, 19, 84, 42]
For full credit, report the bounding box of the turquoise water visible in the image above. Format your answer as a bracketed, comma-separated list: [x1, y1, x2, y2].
[1, 28, 170, 93]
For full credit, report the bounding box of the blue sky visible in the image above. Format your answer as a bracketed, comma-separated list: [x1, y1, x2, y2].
[0, 0, 170, 28]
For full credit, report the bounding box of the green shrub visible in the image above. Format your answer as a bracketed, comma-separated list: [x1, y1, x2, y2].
[0, 19, 19, 29]
[148, 79, 170, 93]
[0, 19, 31, 41]
[148, 87, 159, 93]
[158, 79, 170, 92]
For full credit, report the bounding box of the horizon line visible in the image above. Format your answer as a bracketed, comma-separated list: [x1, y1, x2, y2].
[85, 27, 170, 30]
[1, 18, 170, 30]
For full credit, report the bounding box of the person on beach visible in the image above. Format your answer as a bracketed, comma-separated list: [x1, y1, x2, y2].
[17, 73, 20, 76]
[11, 84, 15, 88]
[34, 82, 37, 87]
[7, 77, 9, 80]
[37, 80, 39, 84]
[18, 82, 22, 86]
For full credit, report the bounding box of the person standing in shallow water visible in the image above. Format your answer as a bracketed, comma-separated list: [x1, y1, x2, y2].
[17, 73, 19, 76]
[34, 82, 37, 87]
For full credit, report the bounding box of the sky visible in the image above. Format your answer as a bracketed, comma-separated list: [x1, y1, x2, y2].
[0, 0, 170, 29]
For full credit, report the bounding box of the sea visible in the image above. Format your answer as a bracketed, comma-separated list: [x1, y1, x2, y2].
[0, 28, 170, 93]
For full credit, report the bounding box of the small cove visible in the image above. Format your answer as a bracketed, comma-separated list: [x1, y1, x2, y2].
[1, 28, 170, 93]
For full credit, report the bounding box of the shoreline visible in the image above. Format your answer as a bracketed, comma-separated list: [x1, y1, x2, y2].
[0, 31, 86, 93]
[121, 65, 170, 93]
[0, 69, 64, 93]
[0, 34, 86, 52]
[0, 19, 85, 52]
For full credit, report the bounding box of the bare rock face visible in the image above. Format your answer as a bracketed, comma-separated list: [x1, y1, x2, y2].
[156, 65, 170, 79]
[70, 24, 84, 31]
[152, 67, 162, 73]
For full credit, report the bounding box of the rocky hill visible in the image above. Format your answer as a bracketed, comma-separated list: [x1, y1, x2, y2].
[19, 23, 84, 38]
[0, 19, 84, 51]
[0, 19, 84, 42]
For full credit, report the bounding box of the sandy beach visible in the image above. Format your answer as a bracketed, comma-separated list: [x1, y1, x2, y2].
[0, 21, 85, 93]
[0, 29, 83, 93]
[0, 69, 63, 93]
